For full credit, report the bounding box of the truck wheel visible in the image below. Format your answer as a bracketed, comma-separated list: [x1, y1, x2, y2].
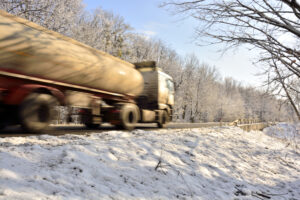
[19, 93, 57, 133]
[157, 110, 169, 128]
[119, 104, 139, 131]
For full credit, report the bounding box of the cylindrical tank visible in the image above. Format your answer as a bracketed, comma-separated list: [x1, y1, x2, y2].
[0, 10, 144, 97]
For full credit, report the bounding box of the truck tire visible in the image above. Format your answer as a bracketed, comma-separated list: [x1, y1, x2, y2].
[157, 110, 169, 128]
[119, 104, 139, 131]
[19, 93, 57, 133]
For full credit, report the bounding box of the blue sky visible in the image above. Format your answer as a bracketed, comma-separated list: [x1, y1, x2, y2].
[83, 0, 261, 86]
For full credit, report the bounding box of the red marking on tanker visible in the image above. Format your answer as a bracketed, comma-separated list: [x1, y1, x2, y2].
[0, 69, 136, 103]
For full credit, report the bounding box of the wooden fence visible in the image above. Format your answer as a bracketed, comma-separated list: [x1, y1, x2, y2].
[231, 119, 272, 132]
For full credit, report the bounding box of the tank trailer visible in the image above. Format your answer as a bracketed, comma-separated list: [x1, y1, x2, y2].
[0, 10, 174, 132]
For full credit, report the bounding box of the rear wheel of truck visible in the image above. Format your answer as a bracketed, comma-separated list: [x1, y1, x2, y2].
[157, 110, 169, 128]
[19, 93, 57, 133]
[119, 104, 139, 131]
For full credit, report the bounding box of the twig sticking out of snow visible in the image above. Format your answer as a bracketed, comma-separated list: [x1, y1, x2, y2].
[251, 192, 271, 200]
[234, 185, 247, 196]
[154, 144, 194, 198]
[251, 191, 289, 199]
[277, 157, 300, 172]
[154, 160, 162, 171]
[155, 145, 164, 171]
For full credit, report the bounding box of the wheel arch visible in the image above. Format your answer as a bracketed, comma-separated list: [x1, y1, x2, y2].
[4, 84, 65, 106]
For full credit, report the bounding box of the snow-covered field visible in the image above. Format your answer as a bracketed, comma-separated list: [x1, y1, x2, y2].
[0, 125, 299, 200]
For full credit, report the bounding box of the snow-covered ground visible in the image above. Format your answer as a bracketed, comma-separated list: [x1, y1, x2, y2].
[0, 125, 299, 200]
[264, 123, 300, 150]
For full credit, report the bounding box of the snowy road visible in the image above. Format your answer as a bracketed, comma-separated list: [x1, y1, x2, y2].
[0, 122, 229, 137]
[0, 124, 299, 199]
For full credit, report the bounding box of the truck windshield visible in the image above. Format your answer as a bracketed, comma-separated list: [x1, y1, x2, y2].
[166, 79, 174, 93]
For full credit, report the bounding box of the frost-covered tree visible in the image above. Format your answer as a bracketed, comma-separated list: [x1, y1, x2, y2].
[70, 7, 132, 58]
[0, 0, 83, 35]
[162, 0, 300, 120]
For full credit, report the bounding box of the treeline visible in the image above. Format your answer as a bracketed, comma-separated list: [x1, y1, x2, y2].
[0, 0, 294, 122]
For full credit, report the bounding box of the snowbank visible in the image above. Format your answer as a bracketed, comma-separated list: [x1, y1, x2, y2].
[264, 123, 300, 150]
[0, 127, 299, 199]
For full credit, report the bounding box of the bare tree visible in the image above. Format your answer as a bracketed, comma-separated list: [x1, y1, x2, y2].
[162, 0, 300, 120]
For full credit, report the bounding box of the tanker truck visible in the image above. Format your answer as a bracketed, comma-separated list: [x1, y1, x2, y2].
[0, 10, 174, 132]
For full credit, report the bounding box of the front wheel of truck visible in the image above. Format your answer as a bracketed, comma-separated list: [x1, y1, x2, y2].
[19, 93, 57, 133]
